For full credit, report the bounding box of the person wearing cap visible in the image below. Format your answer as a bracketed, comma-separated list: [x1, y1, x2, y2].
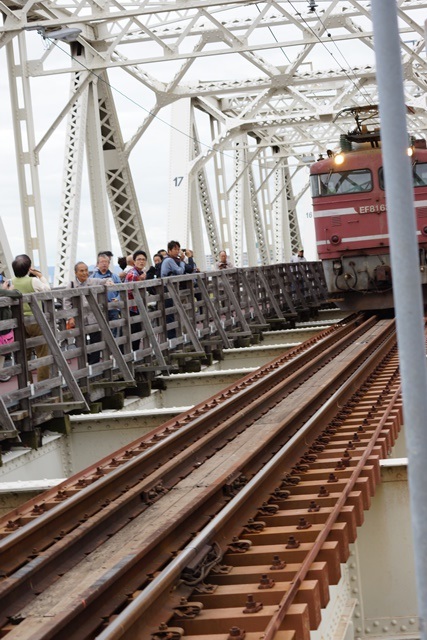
[290, 247, 307, 263]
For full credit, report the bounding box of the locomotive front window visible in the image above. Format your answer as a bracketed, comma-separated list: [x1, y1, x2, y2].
[379, 163, 427, 189]
[413, 163, 427, 186]
[311, 169, 372, 196]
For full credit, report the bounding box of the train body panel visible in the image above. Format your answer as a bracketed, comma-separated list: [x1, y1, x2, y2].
[310, 142, 427, 310]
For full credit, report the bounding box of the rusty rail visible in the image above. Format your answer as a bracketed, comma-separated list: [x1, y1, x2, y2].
[0, 318, 401, 639]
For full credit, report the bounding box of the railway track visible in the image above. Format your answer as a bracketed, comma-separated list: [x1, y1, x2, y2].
[0, 315, 403, 639]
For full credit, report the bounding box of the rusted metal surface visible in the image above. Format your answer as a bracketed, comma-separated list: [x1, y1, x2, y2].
[0, 315, 360, 537]
[0, 317, 402, 639]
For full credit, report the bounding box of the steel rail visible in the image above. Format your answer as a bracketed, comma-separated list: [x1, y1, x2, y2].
[0, 320, 380, 619]
[15, 320, 394, 640]
[0, 322, 391, 627]
[91, 323, 398, 639]
[0, 316, 354, 532]
[0, 316, 367, 569]
[262, 381, 402, 639]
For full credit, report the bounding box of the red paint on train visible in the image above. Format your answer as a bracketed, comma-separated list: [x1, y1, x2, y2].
[309, 110, 427, 310]
[311, 144, 427, 260]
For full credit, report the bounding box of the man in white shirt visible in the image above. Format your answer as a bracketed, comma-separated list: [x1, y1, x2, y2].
[290, 248, 307, 263]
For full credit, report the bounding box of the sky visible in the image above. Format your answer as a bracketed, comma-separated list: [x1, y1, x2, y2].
[0, 37, 174, 269]
[0, 30, 317, 274]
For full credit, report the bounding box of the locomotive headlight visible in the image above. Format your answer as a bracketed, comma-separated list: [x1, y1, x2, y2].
[407, 147, 414, 157]
[330, 235, 341, 245]
[334, 153, 345, 165]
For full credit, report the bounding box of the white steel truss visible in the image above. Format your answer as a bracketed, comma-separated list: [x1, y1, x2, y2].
[55, 53, 88, 286]
[91, 72, 149, 260]
[0, 218, 13, 278]
[192, 120, 221, 268]
[1, 0, 426, 273]
[5, 33, 48, 276]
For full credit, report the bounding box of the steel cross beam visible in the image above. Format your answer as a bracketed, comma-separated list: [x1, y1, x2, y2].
[1, 0, 426, 272]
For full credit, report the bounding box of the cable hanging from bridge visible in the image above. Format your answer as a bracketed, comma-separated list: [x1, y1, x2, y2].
[43, 35, 303, 174]
[287, 0, 374, 109]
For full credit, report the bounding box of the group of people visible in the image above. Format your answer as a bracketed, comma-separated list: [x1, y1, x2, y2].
[0, 243, 308, 382]
[0, 244, 236, 381]
[116, 244, 233, 280]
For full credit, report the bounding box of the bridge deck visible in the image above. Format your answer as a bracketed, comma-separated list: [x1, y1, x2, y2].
[0, 262, 328, 442]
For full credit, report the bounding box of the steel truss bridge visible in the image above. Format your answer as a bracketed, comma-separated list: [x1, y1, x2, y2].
[0, 0, 426, 282]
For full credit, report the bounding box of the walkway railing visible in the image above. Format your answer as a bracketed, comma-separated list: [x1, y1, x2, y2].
[0, 262, 328, 439]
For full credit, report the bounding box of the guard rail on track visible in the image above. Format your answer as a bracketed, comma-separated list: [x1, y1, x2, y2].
[0, 317, 402, 640]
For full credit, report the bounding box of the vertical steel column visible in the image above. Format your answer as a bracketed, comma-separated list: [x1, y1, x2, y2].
[276, 163, 292, 262]
[273, 165, 285, 262]
[232, 135, 258, 266]
[55, 64, 88, 286]
[85, 79, 111, 254]
[283, 158, 301, 254]
[233, 137, 244, 267]
[248, 159, 269, 265]
[6, 34, 48, 275]
[189, 176, 206, 270]
[0, 218, 13, 277]
[211, 116, 233, 261]
[257, 148, 273, 262]
[96, 72, 149, 257]
[192, 118, 218, 270]
[168, 98, 192, 246]
[372, 1, 427, 634]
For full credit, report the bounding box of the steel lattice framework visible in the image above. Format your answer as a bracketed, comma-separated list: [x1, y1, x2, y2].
[1, 0, 426, 280]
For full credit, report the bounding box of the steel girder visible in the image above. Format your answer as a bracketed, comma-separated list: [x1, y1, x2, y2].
[1, 0, 426, 269]
[55, 59, 88, 286]
[5, 33, 48, 276]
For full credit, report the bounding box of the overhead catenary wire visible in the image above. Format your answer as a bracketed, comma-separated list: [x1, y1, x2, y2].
[256, 3, 292, 64]
[314, 8, 375, 106]
[286, 0, 374, 109]
[43, 36, 300, 172]
[41, 7, 373, 171]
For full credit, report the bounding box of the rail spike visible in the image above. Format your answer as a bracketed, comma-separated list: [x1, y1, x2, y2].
[172, 597, 204, 619]
[151, 623, 184, 640]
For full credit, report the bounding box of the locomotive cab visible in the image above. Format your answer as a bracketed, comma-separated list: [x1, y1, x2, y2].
[310, 106, 427, 310]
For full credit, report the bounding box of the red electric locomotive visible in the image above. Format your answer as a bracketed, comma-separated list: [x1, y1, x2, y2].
[310, 106, 427, 310]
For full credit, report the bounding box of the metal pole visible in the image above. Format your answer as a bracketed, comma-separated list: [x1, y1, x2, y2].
[372, 1, 427, 635]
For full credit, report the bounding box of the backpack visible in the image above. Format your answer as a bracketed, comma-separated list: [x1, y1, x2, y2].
[0, 289, 22, 336]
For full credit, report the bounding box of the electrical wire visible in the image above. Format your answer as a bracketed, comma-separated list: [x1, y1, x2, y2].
[43, 16, 349, 169]
[285, 0, 374, 108]
[256, 4, 292, 64]
[45, 36, 293, 171]
[314, 8, 373, 106]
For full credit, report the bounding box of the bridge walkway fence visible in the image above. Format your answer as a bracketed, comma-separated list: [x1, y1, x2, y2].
[0, 262, 328, 442]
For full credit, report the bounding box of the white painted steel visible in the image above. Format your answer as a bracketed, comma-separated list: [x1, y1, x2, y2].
[274, 164, 288, 263]
[372, 1, 427, 635]
[192, 118, 219, 269]
[1, 0, 426, 275]
[168, 99, 192, 246]
[0, 218, 13, 277]
[55, 65, 88, 286]
[6, 35, 48, 275]
[85, 79, 112, 255]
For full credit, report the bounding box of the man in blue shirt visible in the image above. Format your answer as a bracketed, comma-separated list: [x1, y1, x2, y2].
[160, 241, 186, 278]
[92, 253, 121, 337]
[160, 241, 186, 339]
